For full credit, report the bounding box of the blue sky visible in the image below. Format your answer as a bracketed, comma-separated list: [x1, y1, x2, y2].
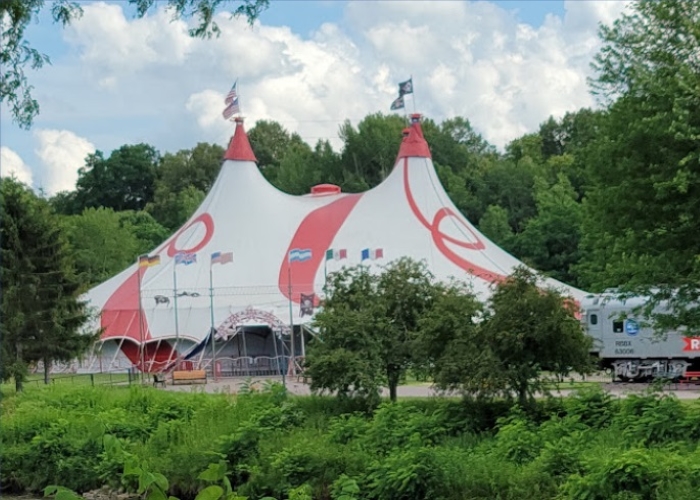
[1, 0, 626, 195]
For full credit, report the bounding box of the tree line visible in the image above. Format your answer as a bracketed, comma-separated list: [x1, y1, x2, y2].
[2, 0, 699, 387]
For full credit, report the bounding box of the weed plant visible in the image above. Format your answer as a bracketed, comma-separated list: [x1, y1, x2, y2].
[2, 383, 700, 500]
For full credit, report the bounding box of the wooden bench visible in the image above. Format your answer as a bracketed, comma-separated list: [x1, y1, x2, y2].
[153, 373, 167, 388]
[171, 369, 207, 385]
[679, 371, 700, 388]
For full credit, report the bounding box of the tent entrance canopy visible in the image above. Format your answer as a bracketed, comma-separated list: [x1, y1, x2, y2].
[210, 325, 307, 378]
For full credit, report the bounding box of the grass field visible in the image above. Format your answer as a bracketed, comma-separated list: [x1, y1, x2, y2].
[3, 371, 133, 394]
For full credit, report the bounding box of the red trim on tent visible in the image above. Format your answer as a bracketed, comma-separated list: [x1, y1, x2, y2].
[402, 157, 504, 283]
[279, 194, 363, 305]
[310, 184, 341, 196]
[224, 117, 257, 162]
[397, 114, 432, 160]
[101, 269, 152, 342]
[119, 340, 175, 373]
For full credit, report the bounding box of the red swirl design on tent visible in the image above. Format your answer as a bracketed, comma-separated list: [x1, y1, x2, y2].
[279, 195, 363, 305]
[402, 158, 505, 283]
[167, 213, 214, 257]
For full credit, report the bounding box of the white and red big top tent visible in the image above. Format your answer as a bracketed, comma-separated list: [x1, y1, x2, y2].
[84, 114, 586, 371]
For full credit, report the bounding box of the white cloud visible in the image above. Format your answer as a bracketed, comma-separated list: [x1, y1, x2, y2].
[37, 0, 632, 154]
[1, 147, 34, 186]
[34, 129, 96, 195]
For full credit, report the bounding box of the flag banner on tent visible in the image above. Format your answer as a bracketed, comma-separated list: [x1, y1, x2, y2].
[138, 254, 161, 267]
[325, 248, 347, 261]
[175, 252, 197, 265]
[288, 248, 312, 263]
[390, 96, 405, 110]
[398, 78, 413, 96]
[300, 293, 315, 317]
[222, 80, 240, 119]
[211, 251, 233, 266]
[361, 248, 384, 261]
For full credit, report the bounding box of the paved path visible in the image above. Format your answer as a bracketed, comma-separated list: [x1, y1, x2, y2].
[163, 375, 700, 400]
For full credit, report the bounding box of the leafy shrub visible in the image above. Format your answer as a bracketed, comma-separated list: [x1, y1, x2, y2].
[364, 446, 442, 500]
[359, 402, 448, 454]
[327, 413, 370, 445]
[559, 447, 700, 500]
[564, 386, 617, 429]
[613, 394, 688, 446]
[494, 409, 543, 464]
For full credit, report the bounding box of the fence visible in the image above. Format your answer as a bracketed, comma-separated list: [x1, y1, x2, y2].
[23, 370, 136, 388]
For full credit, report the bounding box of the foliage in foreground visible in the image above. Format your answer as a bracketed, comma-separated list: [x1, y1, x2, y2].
[307, 260, 593, 407]
[3, 383, 700, 500]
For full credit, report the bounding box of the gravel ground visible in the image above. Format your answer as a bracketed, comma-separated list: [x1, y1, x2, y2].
[162, 375, 700, 400]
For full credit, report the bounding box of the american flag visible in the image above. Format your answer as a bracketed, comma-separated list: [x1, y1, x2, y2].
[211, 251, 233, 266]
[222, 80, 240, 120]
[225, 80, 237, 105]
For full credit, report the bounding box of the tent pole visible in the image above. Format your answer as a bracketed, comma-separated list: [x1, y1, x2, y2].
[241, 327, 250, 377]
[136, 258, 145, 381]
[173, 260, 180, 370]
[287, 265, 296, 377]
[111, 338, 124, 371]
[152, 338, 162, 372]
[209, 265, 218, 380]
[272, 328, 285, 387]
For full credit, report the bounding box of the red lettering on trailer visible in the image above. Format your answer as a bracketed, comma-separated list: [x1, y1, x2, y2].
[682, 338, 700, 351]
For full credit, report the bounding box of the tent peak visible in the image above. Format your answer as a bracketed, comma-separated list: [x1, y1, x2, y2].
[224, 117, 257, 162]
[397, 113, 431, 160]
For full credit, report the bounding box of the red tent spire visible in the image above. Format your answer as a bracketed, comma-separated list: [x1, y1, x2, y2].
[224, 117, 257, 162]
[397, 113, 432, 160]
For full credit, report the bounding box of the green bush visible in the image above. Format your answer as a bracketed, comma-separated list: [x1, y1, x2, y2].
[3, 383, 700, 500]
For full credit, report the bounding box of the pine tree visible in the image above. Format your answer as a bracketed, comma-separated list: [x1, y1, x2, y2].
[1, 178, 95, 391]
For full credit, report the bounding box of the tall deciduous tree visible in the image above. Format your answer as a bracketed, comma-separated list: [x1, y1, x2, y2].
[74, 144, 160, 213]
[306, 258, 439, 403]
[146, 142, 223, 230]
[421, 267, 592, 406]
[1, 0, 269, 129]
[275, 142, 320, 195]
[338, 113, 407, 189]
[580, 0, 700, 333]
[515, 174, 583, 285]
[1, 178, 95, 390]
[61, 207, 140, 287]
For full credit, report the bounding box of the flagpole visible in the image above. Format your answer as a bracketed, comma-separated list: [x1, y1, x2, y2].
[411, 74, 416, 113]
[287, 264, 296, 377]
[209, 262, 218, 381]
[272, 327, 285, 387]
[136, 258, 145, 383]
[173, 260, 180, 370]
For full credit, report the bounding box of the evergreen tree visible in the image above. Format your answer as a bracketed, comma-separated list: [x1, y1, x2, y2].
[1, 178, 95, 390]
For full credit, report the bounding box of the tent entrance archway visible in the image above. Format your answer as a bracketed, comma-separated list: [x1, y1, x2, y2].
[211, 307, 296, 378]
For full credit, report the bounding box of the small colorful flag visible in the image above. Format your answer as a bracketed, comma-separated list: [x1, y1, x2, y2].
[211, 251, 233, 266]
[288, 248, 312, 263]
[325, 249, 347, 261]
[138, 254, 160, 267]
[398, 78, 413, 96]
[175, 252, 197, 266]
[361, 248, 384, 261]
[390, 95, 405, 111]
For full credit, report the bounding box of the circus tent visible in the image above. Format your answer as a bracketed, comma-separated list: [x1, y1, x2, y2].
[76, 113, 586, 375]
